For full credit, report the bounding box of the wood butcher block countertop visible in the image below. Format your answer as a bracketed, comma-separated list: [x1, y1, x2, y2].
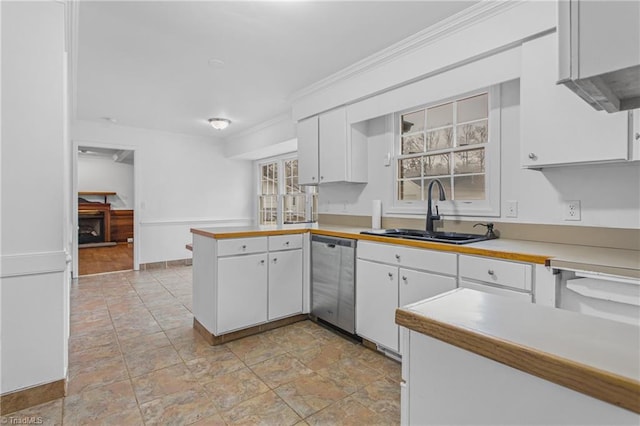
[191, 226, 310, 239]
[191, 224, 640, 278]
[396, 288, 640, 414]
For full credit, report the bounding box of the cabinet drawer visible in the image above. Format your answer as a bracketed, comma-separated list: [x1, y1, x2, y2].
[460, 280, 532, 303]
[358, 241, 456, 276]
[217, 237, 268, 257]
[459, 255, 532, 291]
[268, 234, 303, 251]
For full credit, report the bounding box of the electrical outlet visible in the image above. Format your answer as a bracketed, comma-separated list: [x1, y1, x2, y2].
[506, 201, 518, 218]
[564, 200, 581, 221]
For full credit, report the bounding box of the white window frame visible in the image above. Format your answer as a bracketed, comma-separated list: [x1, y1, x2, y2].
[388, 85, 501, 217]
[256, 153, 316, 226]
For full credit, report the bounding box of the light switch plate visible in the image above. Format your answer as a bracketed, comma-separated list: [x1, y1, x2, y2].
[564, 200, 581, 221]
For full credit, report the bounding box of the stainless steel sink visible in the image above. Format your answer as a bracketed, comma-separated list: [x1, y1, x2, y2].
[360, 228, 497, 245]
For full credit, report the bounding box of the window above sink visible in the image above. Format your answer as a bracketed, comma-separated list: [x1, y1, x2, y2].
[389, 85, 502, 218]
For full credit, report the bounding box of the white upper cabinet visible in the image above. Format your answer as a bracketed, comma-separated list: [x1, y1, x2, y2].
[558, 0, 640, 113]
[297, 106, 367, 185]
[521, 33, 629, 168]
[318, 107, 348, 183]
[297, 116, 319, 185]
[631, 110, 640, 162]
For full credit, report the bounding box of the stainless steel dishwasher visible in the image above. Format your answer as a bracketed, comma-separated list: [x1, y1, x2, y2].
[311, 235, 356, 334]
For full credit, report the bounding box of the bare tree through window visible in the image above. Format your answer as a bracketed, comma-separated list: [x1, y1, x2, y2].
[398, 93, 488, 202]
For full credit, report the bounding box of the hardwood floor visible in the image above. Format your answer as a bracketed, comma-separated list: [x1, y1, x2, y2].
[78, 242, 133, 276]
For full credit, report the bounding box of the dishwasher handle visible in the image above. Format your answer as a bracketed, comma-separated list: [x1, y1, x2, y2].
[311, 235, 356, 248]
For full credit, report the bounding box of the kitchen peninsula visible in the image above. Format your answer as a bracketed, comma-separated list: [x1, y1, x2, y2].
[190, 224, 639, 343]
[396, 288, 640, 424]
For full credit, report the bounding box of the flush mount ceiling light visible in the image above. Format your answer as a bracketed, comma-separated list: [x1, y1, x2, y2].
[208, 118, 231, 130]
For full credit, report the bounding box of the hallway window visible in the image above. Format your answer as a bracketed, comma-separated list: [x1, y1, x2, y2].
[258, 156, 317, 225]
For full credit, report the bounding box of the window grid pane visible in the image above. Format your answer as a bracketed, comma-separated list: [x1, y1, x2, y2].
[261, 162, 278, 195]
[258, 159, 316, 225]
[258, 195, 278, 225]
[397, 92, 488, 201]
[283, 194, 306, 224]
[284, 159, 301, 194]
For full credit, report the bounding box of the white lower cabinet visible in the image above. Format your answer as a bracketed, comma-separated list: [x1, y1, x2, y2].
[217, 253, 268, 333]
[399, 268, 457, 307]
[458, 254, 533, 302]
[268, 249, 303, 320]
[459, 279, 532, 302]
[356, 259, 399, 351]
[193, 233, 304, 336]
[401, 328, 638, 426]
[356, 242, 457, 354]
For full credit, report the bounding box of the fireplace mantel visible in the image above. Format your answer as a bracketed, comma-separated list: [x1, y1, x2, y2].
[78, 191, 116, 204]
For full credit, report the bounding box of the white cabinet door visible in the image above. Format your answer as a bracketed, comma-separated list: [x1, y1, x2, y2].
[268, 249, 303, 320]
[569, 0, 640, 80]
[356, 259, 399, 352]
[521, 33, 628, 167]
[398, 268, 457, 356]
[631, 110, 640, 161]
[459, 279, 532, 303]
[297, 116, 319, 185]
[459, 255, 532, 292]
[318, 107, 348, 183]
[217, 253, 268, 333]
[399, 268, 457, 307]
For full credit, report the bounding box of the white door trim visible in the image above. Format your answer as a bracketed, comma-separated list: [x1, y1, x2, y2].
[72, 139, 140, 277]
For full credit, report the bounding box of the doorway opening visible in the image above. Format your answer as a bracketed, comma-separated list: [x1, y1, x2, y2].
[76, 145, 136, 276]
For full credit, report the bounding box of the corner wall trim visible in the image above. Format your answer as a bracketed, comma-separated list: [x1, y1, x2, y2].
[0, 379, 66, 415]
[1, 251, 67, 278]
[138, 218, 253, 226]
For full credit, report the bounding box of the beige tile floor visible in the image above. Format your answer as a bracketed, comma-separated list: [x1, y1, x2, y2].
[2, 265, 401, 425]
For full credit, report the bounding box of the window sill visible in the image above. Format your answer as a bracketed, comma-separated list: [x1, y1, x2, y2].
[386, 204, 500, 218]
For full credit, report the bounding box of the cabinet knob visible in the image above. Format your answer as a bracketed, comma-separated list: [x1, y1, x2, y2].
[260, 260, 265, 265]
[273, 258, 278, 263]
[402, 276, 408, 282]
[320, 176, 324, 180]
[528, 153, 537, 160]
[312, 176, 316, 180]
[395, 254, 400, 261]
[388, 272, 393, 279]
[487, 269, 495, 276]
[284, 241, 290, 246]
[635, 132, 640, 141]
[242, 245, 247, 250]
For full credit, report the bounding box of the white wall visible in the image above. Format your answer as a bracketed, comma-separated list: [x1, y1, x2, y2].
[224, 113, 297, 160]
[318, 80, 640, 230]
[292, 1, 555, 120]
[1, 1, 68, 394]
[72, 120, 255, 263]
[77, 154, 134, 209]
[499, 80, 640, 229]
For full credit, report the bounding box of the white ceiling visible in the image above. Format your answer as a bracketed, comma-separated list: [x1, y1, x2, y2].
[78, 146, 135, 165]
[76, 1, 476, 138]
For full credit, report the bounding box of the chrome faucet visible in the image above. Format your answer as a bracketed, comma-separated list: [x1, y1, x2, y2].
[426, 179, 446, 233]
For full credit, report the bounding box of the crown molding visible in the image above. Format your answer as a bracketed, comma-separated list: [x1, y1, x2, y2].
[289, 0, 523, 103]
[223, 111, 294, 142]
